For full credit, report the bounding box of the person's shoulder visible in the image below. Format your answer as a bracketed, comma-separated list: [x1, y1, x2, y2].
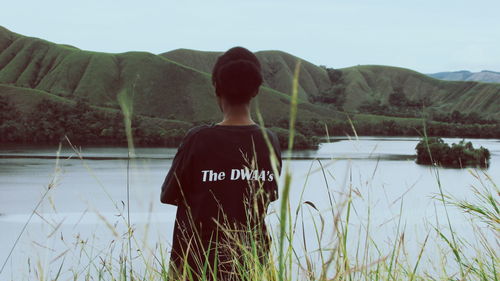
[179, 124, 212, 147]
[185, 124, 212, 138]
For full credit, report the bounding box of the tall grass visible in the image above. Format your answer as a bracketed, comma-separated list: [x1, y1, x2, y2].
[1, 60, 498, 281]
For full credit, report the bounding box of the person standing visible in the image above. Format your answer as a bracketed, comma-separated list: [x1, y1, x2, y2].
[160, 46, 282, 280]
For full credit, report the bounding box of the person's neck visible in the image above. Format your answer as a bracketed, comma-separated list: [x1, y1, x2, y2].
[217, 119, 256, 126]
[217, 104, 255, 126]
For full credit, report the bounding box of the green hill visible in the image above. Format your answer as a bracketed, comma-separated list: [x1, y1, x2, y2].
[0, 26, 339, 123]
[162, 49, 332, 101]
[1, 25, 499, 148]
[341, 65, 500, 118]
[162, 49, 500, 120]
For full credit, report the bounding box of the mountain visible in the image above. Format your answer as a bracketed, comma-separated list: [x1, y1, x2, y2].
[341, 66, 500, 117]
[428, 70, 500, 83]
[161, 49, 333, 102]
[161, 49, 500, 120]
[0, 25, 499, 147]
[0, 26, 340, 124]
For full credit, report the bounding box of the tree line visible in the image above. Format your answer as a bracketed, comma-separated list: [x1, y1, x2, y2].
[1, 97, 499, 150]
[0, 98, 188, 147]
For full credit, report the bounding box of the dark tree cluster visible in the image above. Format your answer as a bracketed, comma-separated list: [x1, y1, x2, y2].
[268, 127, 319, 150]
[388, 88, 429, 108]
[310, 68, 346, 108]
[431, 110, 497, 125]
[265, 117, 499, 152]
[0, 98, 23, 143]
[2, 97, 499, 151]
[358, 100, 392, 115]
[0, 98, 188, 147]
[310, 86, 346, 108]
[424, 122, 500, 138]
[267, 115, 500, 149]
[415, 137, 490, 168]
[326, 68, 342, 84]
[359, 88, 430, 118]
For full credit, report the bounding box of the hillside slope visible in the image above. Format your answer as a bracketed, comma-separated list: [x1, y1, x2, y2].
[0, 26, 337, 124]
[0, 25, 499, 147]
[162, 48, 332, 101]
[162, 49, 500, 120]
[341, 65, 500, 118]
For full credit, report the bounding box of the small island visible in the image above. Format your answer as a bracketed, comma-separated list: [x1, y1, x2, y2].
[415, 137, 490, 168]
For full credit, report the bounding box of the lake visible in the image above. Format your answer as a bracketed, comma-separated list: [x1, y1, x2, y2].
[0, 136, 499, 280]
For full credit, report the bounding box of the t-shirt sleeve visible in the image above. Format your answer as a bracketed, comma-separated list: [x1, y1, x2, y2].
[160, 134, 193, 205]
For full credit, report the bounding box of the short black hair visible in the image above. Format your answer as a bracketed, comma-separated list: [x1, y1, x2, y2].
[212, 47, 263, 105]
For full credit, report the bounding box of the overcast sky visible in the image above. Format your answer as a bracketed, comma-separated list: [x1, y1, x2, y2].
[3, 0, 499, 73]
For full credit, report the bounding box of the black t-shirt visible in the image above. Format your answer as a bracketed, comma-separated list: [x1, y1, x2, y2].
[160, 124, 282, 274]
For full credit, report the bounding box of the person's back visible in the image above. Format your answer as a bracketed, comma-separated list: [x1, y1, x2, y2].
[160, 47, 282, 280]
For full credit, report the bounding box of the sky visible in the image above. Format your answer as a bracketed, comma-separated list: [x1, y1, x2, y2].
[3, 0, 499, 73]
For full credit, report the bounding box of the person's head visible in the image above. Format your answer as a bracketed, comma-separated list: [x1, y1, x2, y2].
[212, 47, 263, 107]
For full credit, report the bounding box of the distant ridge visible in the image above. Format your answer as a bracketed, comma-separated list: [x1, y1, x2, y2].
[428, 70, 500, 83]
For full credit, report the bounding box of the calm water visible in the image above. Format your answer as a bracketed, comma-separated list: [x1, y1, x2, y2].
[0, 137, 499, 279]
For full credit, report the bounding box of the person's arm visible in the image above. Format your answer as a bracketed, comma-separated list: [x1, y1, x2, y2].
[160, 135, 192, 205]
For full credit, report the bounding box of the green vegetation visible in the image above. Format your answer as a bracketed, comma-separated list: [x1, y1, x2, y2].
[415, 137, 491, 168]
[309, 68, 346, 109]
[0, 94, 191, 146]
[4, 91, 498, 149]
[1, 64, 498, 281]
[358, 86, 430, 118]
[1, 25, 500, 150]
[339, 65, 500, 120]
[431, 110, 497, 125]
